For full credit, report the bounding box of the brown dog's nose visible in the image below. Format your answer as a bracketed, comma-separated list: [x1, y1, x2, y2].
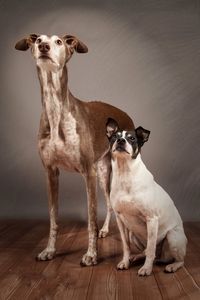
[38, 42, 50, 53]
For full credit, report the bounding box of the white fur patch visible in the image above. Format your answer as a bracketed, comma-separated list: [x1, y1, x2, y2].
[110, 153, 185, 242]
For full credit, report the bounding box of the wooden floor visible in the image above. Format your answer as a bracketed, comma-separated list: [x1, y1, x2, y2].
[0, 221, 199, 300]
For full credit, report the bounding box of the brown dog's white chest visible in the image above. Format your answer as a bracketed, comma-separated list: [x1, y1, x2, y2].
[38, 112, 81, 172]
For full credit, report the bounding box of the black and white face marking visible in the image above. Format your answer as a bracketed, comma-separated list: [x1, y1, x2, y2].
[110, 130, 139, 158]
[106, 118, 150, 159]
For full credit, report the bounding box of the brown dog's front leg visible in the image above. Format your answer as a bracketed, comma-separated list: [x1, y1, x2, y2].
[37, 167, 59, 261]
[81, 166, 98, 266]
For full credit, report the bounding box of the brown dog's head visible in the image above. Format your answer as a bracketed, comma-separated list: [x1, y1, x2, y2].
[15, 34, 88, 70]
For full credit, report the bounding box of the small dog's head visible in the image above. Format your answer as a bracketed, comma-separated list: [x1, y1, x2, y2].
[106, 118, 150, 159]
[15, 34, 88, 71]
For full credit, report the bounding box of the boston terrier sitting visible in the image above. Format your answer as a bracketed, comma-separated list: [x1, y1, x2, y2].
[106, 118, 187, 276]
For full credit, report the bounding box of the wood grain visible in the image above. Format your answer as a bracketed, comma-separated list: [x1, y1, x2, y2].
[0, 221, 199, 299]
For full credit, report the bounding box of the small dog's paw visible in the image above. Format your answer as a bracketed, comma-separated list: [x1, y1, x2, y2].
[165, 264, 176, 273]
[164, 262, 183, 273]
[36, 248, 55, 261]
[80, 252, 97, 266]
[138, 265, 152, 276]
[98, 229, 109, 238]
[117, 260, 130, 270]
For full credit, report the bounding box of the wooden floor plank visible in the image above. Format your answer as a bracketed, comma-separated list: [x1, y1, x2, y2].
[7, 222, 79, 299]
[0, 223, 50, 299]
[0, 221, 34, 248]
[184, 222, 200, 289]
[0, 223, 47, 275]
[27, 223, 93, 300]
[153, 264, 188, 300]
[174, 267, 200, 300]
[53, 225, 93, 300]
[0, 221, 199, 300]
[86, 230, 121, 300]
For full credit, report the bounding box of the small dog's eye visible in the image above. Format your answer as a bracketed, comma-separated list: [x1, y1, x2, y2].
[112, 134, 117, 139]
[129, 136, 135, 141]
[36, 38, 42, 44]
[55, 39, 62, 45]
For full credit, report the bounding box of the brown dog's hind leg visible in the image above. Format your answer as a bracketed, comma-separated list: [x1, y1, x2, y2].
[97, 154, 112, 238]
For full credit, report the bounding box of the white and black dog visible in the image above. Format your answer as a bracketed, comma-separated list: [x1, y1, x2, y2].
[106, 118, 187, 276]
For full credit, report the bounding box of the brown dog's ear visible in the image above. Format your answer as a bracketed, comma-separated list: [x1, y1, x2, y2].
[15, 34, 39, 51]
[135, 126, 150, 147]
[63, 35, 88, 53]
[106, 118, 119, 138]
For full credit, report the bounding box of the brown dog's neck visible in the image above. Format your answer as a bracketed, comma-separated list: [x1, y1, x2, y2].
[36, 65, 70, 105]
[36, 65, 76, 140]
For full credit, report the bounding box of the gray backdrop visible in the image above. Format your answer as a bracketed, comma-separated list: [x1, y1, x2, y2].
[0, 0, 200, 221]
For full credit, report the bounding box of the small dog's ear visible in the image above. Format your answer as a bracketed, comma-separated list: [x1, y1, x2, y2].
[63, 35, 88, 53]
[135, 126, 150, 146]
[15, 34, 39, 51]
[106, 118, 119, 138]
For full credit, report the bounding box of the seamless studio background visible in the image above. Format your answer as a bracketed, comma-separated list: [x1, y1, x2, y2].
[0, 0, 200, 221]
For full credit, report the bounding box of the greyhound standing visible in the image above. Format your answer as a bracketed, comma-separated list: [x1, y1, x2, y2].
[15, 34, 134, 266]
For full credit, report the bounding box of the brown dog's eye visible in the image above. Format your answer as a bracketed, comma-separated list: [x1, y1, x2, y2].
[55, 39, 62, 45]
[36, 38, 42, 44]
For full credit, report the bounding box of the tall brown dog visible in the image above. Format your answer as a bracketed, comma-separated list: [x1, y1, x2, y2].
[15, 34, 134, 265]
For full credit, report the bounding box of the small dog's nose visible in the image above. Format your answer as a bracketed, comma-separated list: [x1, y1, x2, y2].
[39, 42, 50, 53]
[117, 138, 126, 145]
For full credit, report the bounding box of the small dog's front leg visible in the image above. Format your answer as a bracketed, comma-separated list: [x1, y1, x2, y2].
[116, 215, 131, 270]
[138, 216, 158, 276]
[81, 167, 98, 266]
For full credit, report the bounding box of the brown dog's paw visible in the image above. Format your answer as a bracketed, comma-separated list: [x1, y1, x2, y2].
[36, 248, 55, 261]
[80, 252, 97, 266]
[98, 229, 109, 238]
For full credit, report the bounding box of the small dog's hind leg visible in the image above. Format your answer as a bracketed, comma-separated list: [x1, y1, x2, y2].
[165, 226, 187, 273]
[155, 237, 174, 265]
[37, 167, 59, 261]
